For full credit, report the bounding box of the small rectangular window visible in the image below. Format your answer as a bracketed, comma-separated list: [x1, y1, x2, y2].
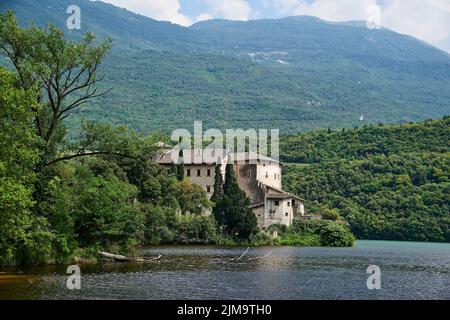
[248, 170, 252, 177]
[207, 186, 211, 193]
[285, 212, 289, 217]
[266, 172, 268, 178]
[187, 169, 191, 177]
[207, 169, 211, 176]
[197, 169, 201, 177]
[287, 202, 290, 207]
[275, 200, 279, 206]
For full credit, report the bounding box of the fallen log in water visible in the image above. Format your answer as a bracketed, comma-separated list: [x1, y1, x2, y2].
[229, 247, 249, 262]
[98, 251, 161, 263]
[244, 251, 272, 262]
[228, 248, 272, 263]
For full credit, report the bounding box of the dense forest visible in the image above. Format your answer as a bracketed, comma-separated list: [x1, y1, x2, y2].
[280, 118, 450, 163]
[282, 118, 450, 242]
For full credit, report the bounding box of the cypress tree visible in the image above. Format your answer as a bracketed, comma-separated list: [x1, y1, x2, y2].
[221, 164, 258, 238]
[176, 161, 185, 181]
[170, 162, 177, 176]
[211, 164, 225, 225]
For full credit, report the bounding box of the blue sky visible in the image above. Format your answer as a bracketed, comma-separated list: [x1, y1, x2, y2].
[96, 0, 450, 53]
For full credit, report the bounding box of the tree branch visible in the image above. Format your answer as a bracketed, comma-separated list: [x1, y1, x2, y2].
[45, 151, 141, 167]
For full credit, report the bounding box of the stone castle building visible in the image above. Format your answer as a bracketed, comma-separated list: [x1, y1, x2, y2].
[156, 148, 305, 229]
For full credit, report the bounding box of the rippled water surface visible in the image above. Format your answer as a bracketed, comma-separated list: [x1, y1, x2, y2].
[0, 240, 449, 300]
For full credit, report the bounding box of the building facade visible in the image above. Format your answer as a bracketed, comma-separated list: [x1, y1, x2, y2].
[155, 148, 305, 229]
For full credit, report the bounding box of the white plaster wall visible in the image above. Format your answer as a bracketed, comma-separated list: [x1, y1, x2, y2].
[253, 206, 265, 228]
[257, 162, 282, 189]
[184, 164, 215, 198]
[264, 198, 293, 228]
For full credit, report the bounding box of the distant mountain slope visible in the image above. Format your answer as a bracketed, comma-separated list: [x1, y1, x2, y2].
[1, 0, 450, 133]
[1, 0, 200, 53]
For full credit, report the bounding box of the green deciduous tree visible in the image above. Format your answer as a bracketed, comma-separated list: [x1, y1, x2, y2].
[0, 11, 112, 165]
[176, 179, 211, 215]
[142, 204, 175, 244]
[72, 171, 144, 253]
[321, 208, 340, 221]
[0, 67, 40, 266]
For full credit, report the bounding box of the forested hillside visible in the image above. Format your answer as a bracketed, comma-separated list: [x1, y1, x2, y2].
[281, 118, 450, 162]
[282, 118, 450, 242]
[2, 0, 450, 133]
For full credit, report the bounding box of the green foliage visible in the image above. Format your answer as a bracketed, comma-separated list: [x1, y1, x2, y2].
[63, 120, 161, 164]
[215, 165, 258, 239]
[72, 165, 143, 253]
[3, 1, 450, 134]
[321, 209, 340, 221]
[170, 162, 177, 176]
[275, 234, 322, 247]
[0, 10, 112, 165]
[169, 161, 185, 181]
[0, 67, 40, 266]
[211, 164, 225, 225]
[318, 222, 356, 247]
[283, 119, 450, 242]
[15, 217, 56, 266]
[272, 220, 355, 247]
[281, 118, 450, 163]
[174, 215, 218, 244]
[142, 205, 175, 244]
[0, 16, 171, 265]
[247, 232, 273, 246]
[142, 204, 220, 245]
[176, 162, 185, 181]
[0, 178, 35, 266]
[39, 176, 77, 263]
[176, 179, 212, 215]
[26, 157, 148, 260]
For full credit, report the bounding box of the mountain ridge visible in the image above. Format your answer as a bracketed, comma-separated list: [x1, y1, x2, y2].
[1, 0, 449, 133]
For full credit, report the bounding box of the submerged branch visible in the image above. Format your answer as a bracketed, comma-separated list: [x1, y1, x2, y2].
[229, 247, 249, 262]
[244, 251, 272, 262]
[98, 251, 162, 263]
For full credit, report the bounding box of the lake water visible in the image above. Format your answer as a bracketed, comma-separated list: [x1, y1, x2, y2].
[0, 240, 449, 300]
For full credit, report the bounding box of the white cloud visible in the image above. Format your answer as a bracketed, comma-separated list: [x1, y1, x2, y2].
[204, 0, 253, 21]
[96, 0, 193, 26]
[274, 0, 378, 22]
[195, 13, 214, 23]
[272, 0, 450, 52]
[382, 0, 450, 53]
[96, 0, 254, 25]
[94, 0, 450, 52]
